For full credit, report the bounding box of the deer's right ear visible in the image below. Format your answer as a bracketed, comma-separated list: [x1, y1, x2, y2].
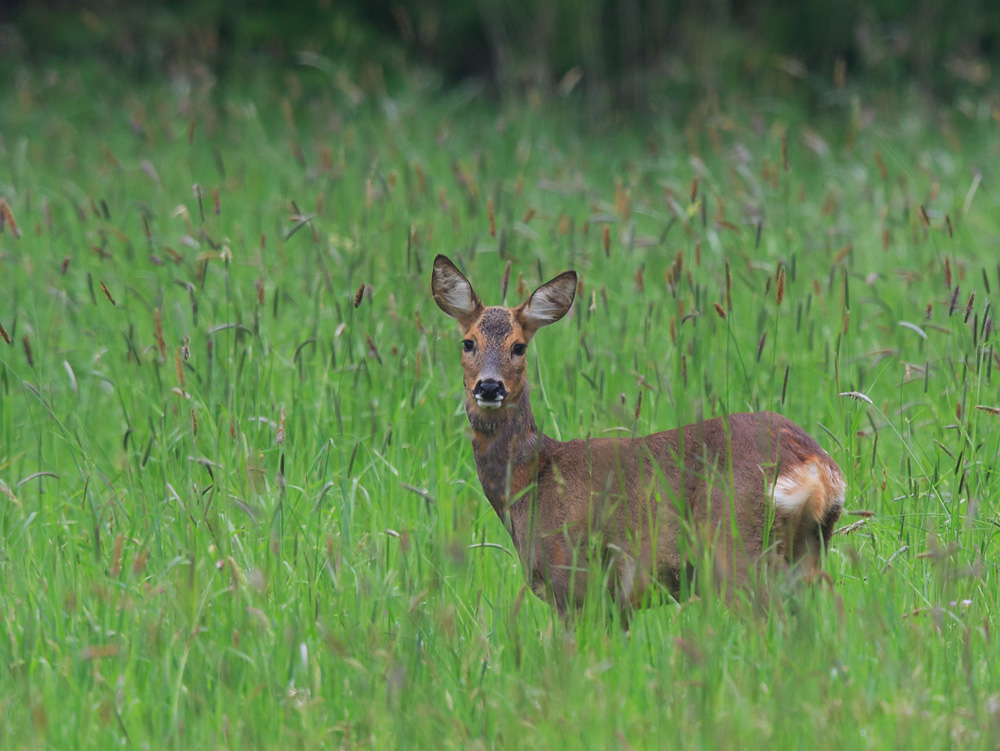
[431, 255, 483, 328]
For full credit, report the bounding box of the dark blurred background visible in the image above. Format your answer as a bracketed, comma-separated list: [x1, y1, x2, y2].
[1, 0, 997, 109]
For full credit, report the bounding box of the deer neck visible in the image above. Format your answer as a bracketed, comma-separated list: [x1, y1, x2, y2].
[467, 387, 542, 517]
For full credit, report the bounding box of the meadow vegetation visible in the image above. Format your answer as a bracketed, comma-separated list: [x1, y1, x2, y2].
[1, 55, 999, 749]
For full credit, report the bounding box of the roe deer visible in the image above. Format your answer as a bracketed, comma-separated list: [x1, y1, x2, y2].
[431, 254, 845, 615]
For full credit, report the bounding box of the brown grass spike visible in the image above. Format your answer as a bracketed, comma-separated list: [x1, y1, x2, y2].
[193, 184, 204, 223]
[874, 151, 888, 181]
[99, 281, 117, 306]
[154, 309, 166, 360]
[0, 199, 21, 238]
[176, 349, 185, 388]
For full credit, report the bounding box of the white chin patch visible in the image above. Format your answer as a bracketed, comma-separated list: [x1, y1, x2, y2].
[475, 398, 503, 409]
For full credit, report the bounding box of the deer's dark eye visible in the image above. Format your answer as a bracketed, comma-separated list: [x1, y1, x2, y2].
[511, 342, 527, 357]
[462, 339, 475, 353]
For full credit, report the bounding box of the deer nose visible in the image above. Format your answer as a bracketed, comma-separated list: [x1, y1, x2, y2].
[474, 379, 507, 404]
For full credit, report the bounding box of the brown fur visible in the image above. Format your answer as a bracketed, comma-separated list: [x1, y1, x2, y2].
[432, 255, 845, 614]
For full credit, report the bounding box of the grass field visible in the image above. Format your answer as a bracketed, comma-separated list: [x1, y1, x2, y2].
[1, 61, 1000, 749]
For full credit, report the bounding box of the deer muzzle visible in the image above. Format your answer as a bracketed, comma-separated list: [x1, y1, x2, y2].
[473, 378, 507, 408]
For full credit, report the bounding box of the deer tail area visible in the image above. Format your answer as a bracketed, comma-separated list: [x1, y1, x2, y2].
[768, 459, 846, 537]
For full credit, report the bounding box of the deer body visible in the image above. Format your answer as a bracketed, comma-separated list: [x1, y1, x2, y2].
[432, 255, 845, 613]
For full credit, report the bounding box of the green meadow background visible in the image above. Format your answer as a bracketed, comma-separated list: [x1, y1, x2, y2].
[2, 3, 1000, 748]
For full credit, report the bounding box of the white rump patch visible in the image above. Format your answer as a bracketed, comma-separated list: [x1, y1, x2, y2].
[768, 461, 821, 513]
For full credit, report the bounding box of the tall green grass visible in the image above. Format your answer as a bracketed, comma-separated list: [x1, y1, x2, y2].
[1, 63, 998, 749]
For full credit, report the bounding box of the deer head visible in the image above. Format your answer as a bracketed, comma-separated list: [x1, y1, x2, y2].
[431, 254, 577, 412]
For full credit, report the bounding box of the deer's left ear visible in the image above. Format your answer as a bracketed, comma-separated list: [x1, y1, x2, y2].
[517, 271, 577, 335]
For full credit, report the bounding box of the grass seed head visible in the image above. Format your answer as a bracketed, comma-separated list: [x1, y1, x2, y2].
[366, 333, 382, 364]
[176, 349, 185, 387]
[602, 224, 610, 257]
[776, 265, 785, 306]
[193, 183, 204, 222]
[488, 198, 496, 238]
[154, 308, 166, 360]
[414, 163, 427, 195]
[0, 198, 21, 238]
[277, 406, 286, 446]
[501, 260, 511, 300]
[22, 335, 33, 366]
[99, 281, 116, 306]
[713, 302, 727, 319]
[0, 322, 10, 345]
[839, 390, 874, 405]
[614, 177, 630, 219]
[874, 150, 887, 180]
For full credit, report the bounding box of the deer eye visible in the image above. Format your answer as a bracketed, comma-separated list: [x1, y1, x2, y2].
[462, 339, 475, 353]
[511, 342, 527, 357]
